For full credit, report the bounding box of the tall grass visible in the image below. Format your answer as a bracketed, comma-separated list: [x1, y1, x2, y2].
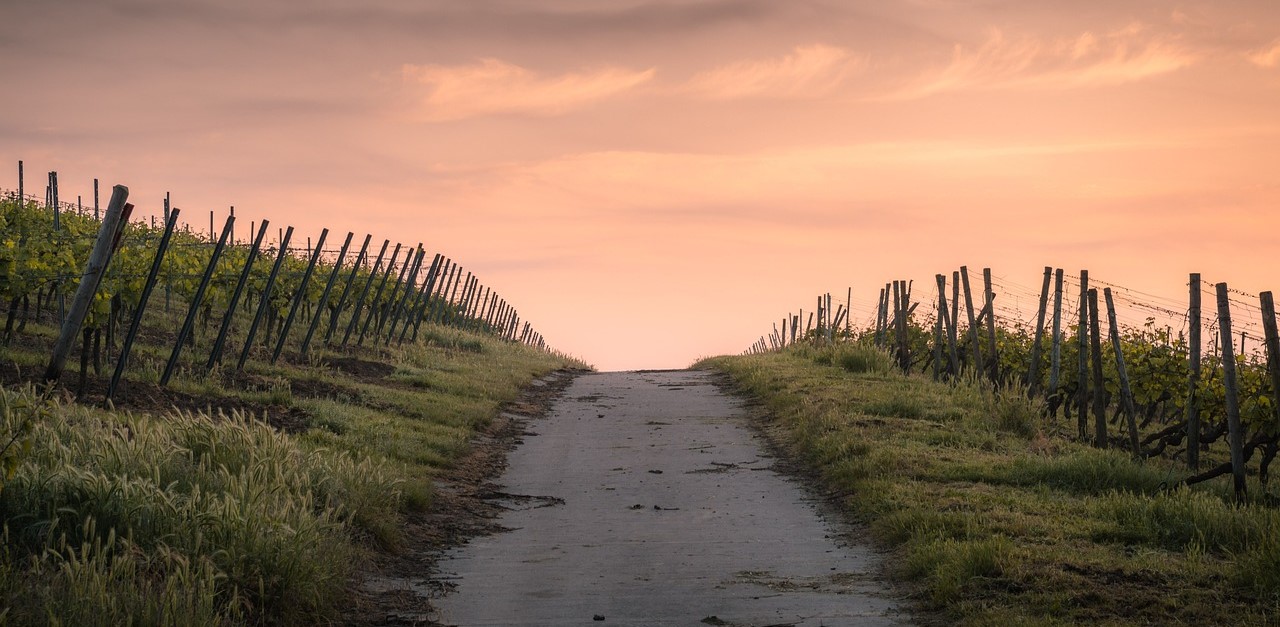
[0, 384, 401, 625]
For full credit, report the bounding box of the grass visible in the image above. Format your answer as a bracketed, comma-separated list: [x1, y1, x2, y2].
[697, 342, 1280, 625]
[0, 320, 583, 625]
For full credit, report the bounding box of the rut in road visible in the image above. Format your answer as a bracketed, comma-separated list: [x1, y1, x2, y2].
[429, 370, 907, 627]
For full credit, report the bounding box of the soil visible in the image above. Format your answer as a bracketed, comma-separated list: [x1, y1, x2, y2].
[338, 368, 583, 626]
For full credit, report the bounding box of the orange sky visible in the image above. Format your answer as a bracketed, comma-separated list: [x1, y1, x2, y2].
[3, 1, 1279, 370]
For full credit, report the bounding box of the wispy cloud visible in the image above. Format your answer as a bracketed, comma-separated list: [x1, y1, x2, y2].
[401, 59, 655, 122]
[684, 44, 864, 99]
[882, 24, 1197, 100]
[1248, 40, 1280, 68]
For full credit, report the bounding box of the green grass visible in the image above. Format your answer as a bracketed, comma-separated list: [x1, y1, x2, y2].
[0, 320, 583, 625]
[697, 344, 1280, 625]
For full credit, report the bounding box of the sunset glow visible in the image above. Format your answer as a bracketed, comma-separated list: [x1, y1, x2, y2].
[3, 0, 1278, 370]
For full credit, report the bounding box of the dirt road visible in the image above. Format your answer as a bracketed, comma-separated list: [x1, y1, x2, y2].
[430, 370, 906, 626]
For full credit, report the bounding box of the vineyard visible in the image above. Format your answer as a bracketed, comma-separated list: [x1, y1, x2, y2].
[698, 267, 1280, 623]
[0, 162, 579, 625]
[0, 165, 554, 402]
[746, 267, 1280, 503]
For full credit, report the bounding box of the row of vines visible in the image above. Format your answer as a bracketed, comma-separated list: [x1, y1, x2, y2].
[0, 166, 552, 403]
[750, 268, 1280, 502]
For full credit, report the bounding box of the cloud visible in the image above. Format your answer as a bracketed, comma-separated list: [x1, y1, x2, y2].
[882, 24, 1197, 100]
[683, 44, 864, 99]
[401, 59, 655, 122]
[1248, 40, 1280, 68]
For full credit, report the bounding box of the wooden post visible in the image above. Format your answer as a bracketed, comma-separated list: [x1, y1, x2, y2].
[93, 179, 99, 221]
[106, 206, 177, 402]
[1105, 288, 1142, 458]
[1077, 270, 1090, 440]
[846, 287, 852, 336]
[386, 247, 425, 340]
[399, 253, 442, 344]
[16, 160, 21, 205]
[44, 186, 129, 384]
[325, 234, 371, 344]
[342, 239, 390, 345]
[937, 274, 959, 377]
[1259, 292, 1280, 439]
[300, 232, 353, 357]
[961, 267, 981, 375]
[161, 214, 234, 385]
[271, 228, 328, 363]
[1088, 288, 1106, 448]
[238, 227, 293, 371]
[1048, 268, 1065, 411]
[1216, 283, 1247, 501]
[1027, 266, 1051, 395]
[207, 219, 268, 369]
[358, 244, 406, 344]
[1187, 273, 1201, 470]
[983, 268, 998, 382]
[932, 286, 943, 381]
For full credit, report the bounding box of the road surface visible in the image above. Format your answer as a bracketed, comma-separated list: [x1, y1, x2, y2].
[431, 370, 906, 626]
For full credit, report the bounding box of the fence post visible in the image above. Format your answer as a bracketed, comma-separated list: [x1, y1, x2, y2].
[1216, 283, 1247, 501]
[1088, 288, 1106, 448]
[207, 220, 269, 370]
[106, 207, 177, 402]
[960, 267, 981, 374]
[1187, 273, 1201, 471]
[1048, 269, 1065, 413]
[1104, 288, 1142, 458]
[300, 232, 352, 358]
[342, 239, 390, 345]
[238, 227, 293, 371]
[44, 186, 129, 384]
[384, 247, 425, 342]
[1028, 266, 1051, 395]
[359, 244, 405, 345]
[324, 234, 371, 345]
[400, 253, 442, 344]
[161, 214, 234, 386]
[1260, 291, 1280, 443]
[983, 268, 998, 382]
[1077, 270, 1090, 440]
[272, 228, 328, 363]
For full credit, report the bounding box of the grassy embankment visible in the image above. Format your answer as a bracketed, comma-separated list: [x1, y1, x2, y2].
[699, 344, 1280, 626]
[0, 320, 582, 625]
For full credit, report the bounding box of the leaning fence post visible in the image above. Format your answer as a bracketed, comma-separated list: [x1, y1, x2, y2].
[1260, 291, 1280, 443]
[960, 267, 981, 375]
[1104, 288, 1142, 458]
[324, 234, 371, 345]
[1028, 266, 1051, 395]
[238, 227, 293, 371]
[161, 214, 234, 386]
[983, 268, 998, 383]
[358, 243, 405, 345]
[106, 206, 177, 402]
[342, 239, 390, 346]
[272, 228, 328, 363]
[300, 232, 353, 358]
[207, 220, 268, 370]
[44, 186, 129, 383]
[1048, 269, 1064, 413]
[1216, 283, 1247, 501]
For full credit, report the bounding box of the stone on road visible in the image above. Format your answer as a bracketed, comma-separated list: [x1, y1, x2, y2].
[431, 370, 906, 626]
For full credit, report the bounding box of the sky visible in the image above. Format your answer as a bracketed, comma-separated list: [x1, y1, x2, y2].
[3, 0, 1279, 370]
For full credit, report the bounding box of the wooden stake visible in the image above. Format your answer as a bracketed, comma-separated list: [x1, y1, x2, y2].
[1105, 288, 1141, 458]
[1216, 282, 1247, 501]
[1187, 273, 1202, 470]
[44, 186, 129, 384]
[1088, 288, 1106, 448]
